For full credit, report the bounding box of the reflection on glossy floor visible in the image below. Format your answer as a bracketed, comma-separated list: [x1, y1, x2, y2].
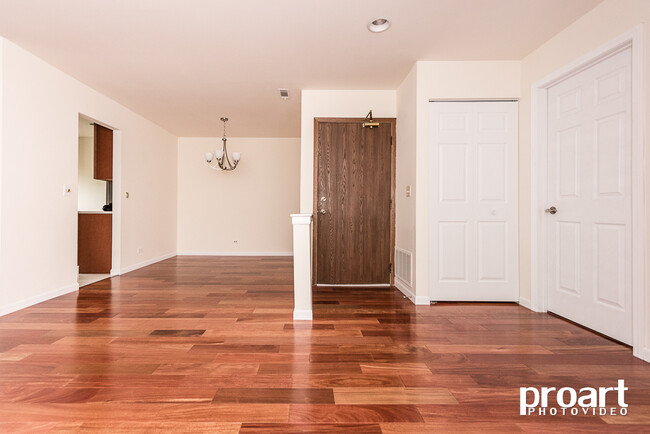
[0, 256, 649, 432]
[78, 273, 111, 288]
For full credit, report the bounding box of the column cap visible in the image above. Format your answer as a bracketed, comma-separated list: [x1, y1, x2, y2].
[291, 213, 313, 225]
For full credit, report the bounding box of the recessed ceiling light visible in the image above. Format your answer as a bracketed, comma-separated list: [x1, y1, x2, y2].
[367, 17, 391, 33]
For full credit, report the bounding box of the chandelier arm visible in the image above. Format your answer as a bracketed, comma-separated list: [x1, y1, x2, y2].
[208, 161, 225, 171]
[222, 141, 233, 169]
[208, 156, 236, 172]
[209, 163, 235, 171]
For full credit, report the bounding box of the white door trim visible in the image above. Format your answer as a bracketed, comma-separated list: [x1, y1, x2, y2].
[530, 25, 647, 361]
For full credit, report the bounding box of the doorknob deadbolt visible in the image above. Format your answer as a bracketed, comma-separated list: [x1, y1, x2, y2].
[320, 197, 326, 202]
[545, 206, 558, 215]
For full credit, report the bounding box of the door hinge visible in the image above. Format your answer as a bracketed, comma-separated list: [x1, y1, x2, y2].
[389, 263, 393, 273]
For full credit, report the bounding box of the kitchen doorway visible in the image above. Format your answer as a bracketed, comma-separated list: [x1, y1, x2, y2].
[77, 115, 114, 287]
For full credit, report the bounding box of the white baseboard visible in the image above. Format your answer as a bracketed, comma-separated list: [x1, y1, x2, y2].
[293, 309, 313, 320]
[633, 346, 650, 363]
[394, 278, 416, 303]
[177, 251, 293, 256]
[0, 282, 79, 317]
[120, 252, 176, 274]
[394, 279, 430, 305]
[518, 296, 533, 310]
[415, 295, 430, 305]
[317, 283, 391, 287]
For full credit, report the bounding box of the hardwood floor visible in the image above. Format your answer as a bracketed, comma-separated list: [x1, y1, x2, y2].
[0, 256, 649, 432]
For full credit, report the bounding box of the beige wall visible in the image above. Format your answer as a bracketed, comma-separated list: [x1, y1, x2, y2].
[77, 136, 106, 211]
[519, 0, 650, 352]
[396, 61, 521, 301]
[300, 90, 397, 213]
[395, 65, 418, 293]
[177, 137, 299, 254]
[0, 40, 3, 290]
[0, 37, 178, 313]
[119, 123, 177, 270]
[298, 90, 396, 306]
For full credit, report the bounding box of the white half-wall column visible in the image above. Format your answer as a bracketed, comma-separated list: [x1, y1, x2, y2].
[291, 213, 313, 320]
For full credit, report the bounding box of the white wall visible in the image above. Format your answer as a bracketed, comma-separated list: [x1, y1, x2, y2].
[519, 0, 650, 351]
[77, 136, 106, 211]
[177, 137, 299, 254]
[300, 90, 397, 213]
[0, 38, 177, 313]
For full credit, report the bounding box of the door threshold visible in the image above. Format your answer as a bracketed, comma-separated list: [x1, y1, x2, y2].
[316, 284, 391, 288]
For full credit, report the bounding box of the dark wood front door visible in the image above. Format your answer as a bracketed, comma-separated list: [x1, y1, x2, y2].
[314, 118, 395, 285]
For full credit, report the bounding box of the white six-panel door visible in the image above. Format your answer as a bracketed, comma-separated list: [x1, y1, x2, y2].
[429, 101, 518, 301]
[546, 48, 632, 344]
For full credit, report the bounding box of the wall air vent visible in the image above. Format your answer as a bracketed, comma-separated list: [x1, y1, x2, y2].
[279, 88, 289, 99]
[395, 247, 412, 287]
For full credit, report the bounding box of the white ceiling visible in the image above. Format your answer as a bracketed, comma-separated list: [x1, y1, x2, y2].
[0, 0, 602, 137]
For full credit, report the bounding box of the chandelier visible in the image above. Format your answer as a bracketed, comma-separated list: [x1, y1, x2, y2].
[205, 117, 240, 171]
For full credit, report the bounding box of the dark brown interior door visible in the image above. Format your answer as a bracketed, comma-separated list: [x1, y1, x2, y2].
[315, 119, 394, 284]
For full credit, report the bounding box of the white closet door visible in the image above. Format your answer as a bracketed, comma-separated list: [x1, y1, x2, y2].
[547, 48, 632, 344]
[429, 101, 518, 301]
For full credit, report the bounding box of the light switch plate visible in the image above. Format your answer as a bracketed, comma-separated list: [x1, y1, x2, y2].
[63, 184, 71, 196]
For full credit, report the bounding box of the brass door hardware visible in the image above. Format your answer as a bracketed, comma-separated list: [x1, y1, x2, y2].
[363, 110, 380, 128]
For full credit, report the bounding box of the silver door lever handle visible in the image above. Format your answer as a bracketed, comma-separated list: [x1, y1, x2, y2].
[545, 206, 557, 215]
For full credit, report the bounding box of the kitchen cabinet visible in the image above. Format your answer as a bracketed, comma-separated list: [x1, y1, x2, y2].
[93, 124, 113, 181]
[78, 212, 112, 273]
